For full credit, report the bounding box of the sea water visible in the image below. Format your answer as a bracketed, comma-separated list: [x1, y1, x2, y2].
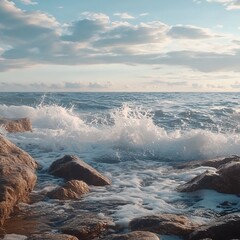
[0, 92, 240, 235]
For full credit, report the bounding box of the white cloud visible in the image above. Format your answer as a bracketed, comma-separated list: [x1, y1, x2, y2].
[231, 81, 240, 88]
[114, 12, 135, 19]
[204, 0, 240, 10]
[139, 13, 149, 16]
[20, 0, 38, 5]
[0, 81, 111, 91]
[80, 12, 110, 24]
[168, 25, 215, 39]
[1, 1, 240, 74]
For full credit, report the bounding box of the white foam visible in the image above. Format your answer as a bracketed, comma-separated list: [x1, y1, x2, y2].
[1, 103, 240, 168]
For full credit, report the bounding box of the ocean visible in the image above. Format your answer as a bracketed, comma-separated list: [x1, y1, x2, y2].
[1, 92, 240, 238]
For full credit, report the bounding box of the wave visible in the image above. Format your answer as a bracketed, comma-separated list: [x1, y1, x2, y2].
[1, 103, 240, 164]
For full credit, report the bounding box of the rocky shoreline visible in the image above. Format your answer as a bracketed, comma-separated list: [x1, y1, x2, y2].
[0, 118, 240, 240]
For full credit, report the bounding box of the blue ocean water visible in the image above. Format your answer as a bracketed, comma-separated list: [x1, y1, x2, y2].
[0, 92, 240, 235]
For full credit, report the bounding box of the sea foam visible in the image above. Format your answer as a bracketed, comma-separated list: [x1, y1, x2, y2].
[1, 103, 240, 166]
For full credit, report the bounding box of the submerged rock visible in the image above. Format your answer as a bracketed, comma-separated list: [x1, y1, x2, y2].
[105, 231, 160, 240]
[60, 212, 114, 239]
[188, 213, 240, 240]
[0, 118, 32, 133]
[28, 233, 78, 240]
[178, 161, 240, 194]
[49, 155, 111, 186]
[47, 180, 89, 200]
[129, 214, 198, 236]
[0, 135, 38, 225]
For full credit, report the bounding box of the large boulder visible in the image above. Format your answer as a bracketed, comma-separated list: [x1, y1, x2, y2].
[106, 231, 160, 240]
[0, 118, 32, 133]
[178, 161, 240, 194]
[0, 135, 37, 225]
[60, 212, 114, 239]
[188, 213, 240, 240]
[47, 180, 89, 200]
[129, 214, 198, 237]
[49, 155, 111, 186]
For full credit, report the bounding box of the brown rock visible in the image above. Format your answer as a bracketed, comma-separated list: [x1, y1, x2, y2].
[28, 233, 78, 240]
[178, 162, 240, 194]
[61, 212, 114, 239]
[106, 231, 160, 240]
[49, 155, 111, 186]
[176, 156, 240, 169]
[0, 135, 37, 225]
[188, 213, 240, 240]
[202, 156, 240, 168]
[47, 180, 89, 200]
[130, 214, 198, 236]
[0, 118, 32, 133]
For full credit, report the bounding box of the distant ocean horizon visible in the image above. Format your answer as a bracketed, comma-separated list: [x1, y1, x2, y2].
[1, 92, 240, 238]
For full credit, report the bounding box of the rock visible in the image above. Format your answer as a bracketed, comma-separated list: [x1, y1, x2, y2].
[106, 231, 160, 240]
[130, 214, 198, 236]
[49, 155, 111, 186]
[188, 213, 240, 240]
[28, 233, 78, 240]
[0, 135, 37, 225]
[176, 156, 240, 169]
[178, 161, 240, 194]
[0, 118, 32, 133]
[47, 180, 89, 200]
[202, 156, 240, 169]
[61, 212, 114, 239]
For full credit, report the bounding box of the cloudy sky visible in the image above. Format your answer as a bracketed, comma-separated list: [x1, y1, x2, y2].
[1, 0, 240, 92]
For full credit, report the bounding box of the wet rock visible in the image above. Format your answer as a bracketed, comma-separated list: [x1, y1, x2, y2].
[47, 180, 89, 200]
[61, 212, 114, 239]
[106, 231, 160, 240]
[188, 213, 240, 240]
[49, 155, 111, 186]
[0, 136, 38, 225]
[178, 161, 240, 194]
[175, 156, 240, 169]
[28, 233, 78, 240]
[0, 118, 32, 133]
[0, 213, 51, 237]
[202, 156, 240, 168]
[130, 214, 198, 236]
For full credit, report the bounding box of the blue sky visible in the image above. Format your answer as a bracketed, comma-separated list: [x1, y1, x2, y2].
[1, 0, 240, 92]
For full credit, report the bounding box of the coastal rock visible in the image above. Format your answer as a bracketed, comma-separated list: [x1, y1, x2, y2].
[0, 118, 32, 133]
[188, 213, 240, 240]
[129, 214, 198, 236]
[0, 135, 37, 225]
[105, 231, 160, 240]
[49, 155, 111, 186]
[176, 156, 240, 169]
[47, 180, 89, 200]
[201, 155, 240, 168]
[61, 212, 114, 239]
[178, 161, 240, 194]
[28, 233, 78, 240]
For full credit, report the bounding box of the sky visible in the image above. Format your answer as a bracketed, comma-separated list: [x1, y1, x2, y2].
[1, 0, 240, 92]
